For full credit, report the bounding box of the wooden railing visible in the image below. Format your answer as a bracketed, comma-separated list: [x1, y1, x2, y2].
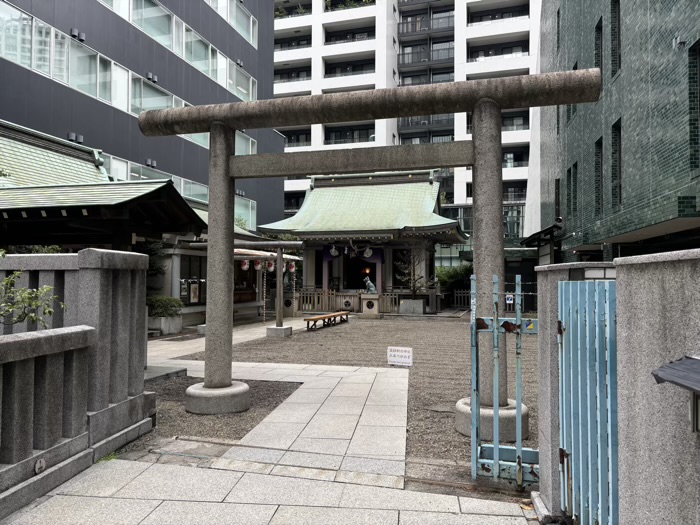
[453, 289, 471, 309]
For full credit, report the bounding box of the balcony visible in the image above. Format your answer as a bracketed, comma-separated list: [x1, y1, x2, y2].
[275, 4, 312, 19]
[325, 0, 376, 12]
[398, 114, 454, 131]
[398, 48, 454, 69]
[465, 52, 532, 77]
[324, 136, 374, 145]
[466, 15, 530, 41]
[285, 140, 312, 148]
[398, 16, 454, 39]
[503, 191, 527, 203]
[324, 68, 375, 78]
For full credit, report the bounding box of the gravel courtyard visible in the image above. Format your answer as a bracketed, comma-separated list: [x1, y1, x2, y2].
[180, 316, 539, 469]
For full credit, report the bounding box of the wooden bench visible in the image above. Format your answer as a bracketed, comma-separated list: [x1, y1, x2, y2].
[304, 311, 350, 331]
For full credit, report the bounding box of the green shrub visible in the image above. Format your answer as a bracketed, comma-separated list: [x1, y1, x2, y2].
[436, 263, 473, 293]
[146, 296, 184, 318]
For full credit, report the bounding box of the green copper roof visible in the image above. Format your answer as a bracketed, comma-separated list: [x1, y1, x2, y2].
[0, 180, 172, 210]
[259, 178, 467, 242]
[0, 128, 108, 188]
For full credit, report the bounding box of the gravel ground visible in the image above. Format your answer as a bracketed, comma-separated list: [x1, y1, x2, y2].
[180, 316, 538, 465]
[119, 377, 300, 454]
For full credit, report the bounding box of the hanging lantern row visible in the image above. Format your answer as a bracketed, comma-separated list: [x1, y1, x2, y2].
[240, 260, 297, 273]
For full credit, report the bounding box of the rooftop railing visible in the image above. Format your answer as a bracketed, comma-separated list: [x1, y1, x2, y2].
[398, 15, 454, 34]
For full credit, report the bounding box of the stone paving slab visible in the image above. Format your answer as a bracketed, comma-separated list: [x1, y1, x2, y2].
[221, 446, 286, 464]
[290, 438, 350, 455]
[297, 377, 342, 389]
[316, 396, 366, 415]
[279, 451, 344, 470]
[339, 456, 405, 477]
[299, 414, 360, 440]
[238, 422, 306, 449]
[284, 388, 333, 404]
[225, 473, 344, 507]
[50, 460, 150, 498]
[346, 425, 406, 457]
[339, 484, 460, 513]
[339, 374, 377, 384]
[329, 383, 372, 398]
[114, 463, 243, 502]
[269, 506, 398, 525]
[335, 470, 404, 489]
[399, 511, 528, 525]
[261, 403, 320, 424]
[9, 495, 160, 525]
[270, 465, 336, 481]
[459, 497, 524, 516]
[358, 405, 408, 427]
[141, 501, 277, 525]
[365, 388, 408, 406]
[264, 369, 323, 377]
[209, 458, 274, 475]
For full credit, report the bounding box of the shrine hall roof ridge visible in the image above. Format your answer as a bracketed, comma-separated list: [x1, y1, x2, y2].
[258, 175, 468, 243]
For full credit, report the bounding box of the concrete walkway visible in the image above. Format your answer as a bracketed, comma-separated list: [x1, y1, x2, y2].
[4, 323, 535, 525]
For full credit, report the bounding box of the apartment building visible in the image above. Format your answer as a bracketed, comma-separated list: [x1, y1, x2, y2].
[538, 0, 700, 261]
[0, 0, 283, 227]
[273, 0, 541, 268]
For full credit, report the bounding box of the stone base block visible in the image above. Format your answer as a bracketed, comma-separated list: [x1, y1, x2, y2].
[196, 324, 206, 335]
[454, 397, 529, 442]
[87, 393, 152, 446]
[357, 313, 384, 320]
[185, 382, 250, 415]
[266, 326, 292, 338]
[531, 491, 556, 524]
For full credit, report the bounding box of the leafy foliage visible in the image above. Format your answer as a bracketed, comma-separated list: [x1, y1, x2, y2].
[0, 249, 63, 327]
[435, 263, 473, 293]
[235, 215, 249, 230]
[146, 295, 184, 318]
[6, 245, 61, 254]
[395, 240, 436, 299]
[133, 241, 166, 278]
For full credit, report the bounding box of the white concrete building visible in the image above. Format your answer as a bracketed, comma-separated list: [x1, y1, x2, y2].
[274, 0, 541, 266]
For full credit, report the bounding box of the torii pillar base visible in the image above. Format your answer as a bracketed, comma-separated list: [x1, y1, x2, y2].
[454, 397, 529, 442]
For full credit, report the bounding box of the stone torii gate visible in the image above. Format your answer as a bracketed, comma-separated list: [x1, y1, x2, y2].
[139, 70, 601, 416]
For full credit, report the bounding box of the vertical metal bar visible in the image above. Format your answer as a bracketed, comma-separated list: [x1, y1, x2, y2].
[606, 281, 619, 525]
[515, 275, 523, 488]
[276, 248, 284, 328]
[570, 282, 580, 518]
[586, 282, 598, 523]
[558, 281, 568, 514]
[470, 274, 479, 481]
[578, 282, 589, 525]
[492, 274, 500, 479]
[596, 282, 609, 525]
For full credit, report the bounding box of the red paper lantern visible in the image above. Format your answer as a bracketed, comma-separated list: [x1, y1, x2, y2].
[240, 260, 250, 271]
[254, 260, 262, 271]
[288, 262, 296, 273]
[267, 261, 275, 273]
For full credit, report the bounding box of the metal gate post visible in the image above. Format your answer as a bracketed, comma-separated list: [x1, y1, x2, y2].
[470, 274, 480, 481]
[492, 275, 500, 479]
[515, 275, 523, 486]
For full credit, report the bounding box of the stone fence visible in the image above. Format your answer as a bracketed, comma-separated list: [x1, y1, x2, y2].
[535, 252, 700, 524]
[0, 249, 154, 520]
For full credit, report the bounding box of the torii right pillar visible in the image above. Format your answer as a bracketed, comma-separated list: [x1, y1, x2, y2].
[455, 98, 528, 441]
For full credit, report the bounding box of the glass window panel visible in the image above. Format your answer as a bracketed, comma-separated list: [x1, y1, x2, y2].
[113, 0, 130, 19]
[112, 63, 129, 111]
[235, 131, 251, 155]
[53, 31, 69, 82]
[0, 3, 32, 67]
[170, 175, 183, 193]
[98, 56, 112, 102]
[32, 20, 51, 75]
[69, 41, 97, 97]
[185, 27, 209, 73]
[173, 17, 184, 56]
[132, 0, 172, 49]
[216, 52, 227, 87]
[130, 76, 143, 113]
[141, 81, 173, 111]
[235, 4, 251, 42]
[250, 77, 257, 101]
[234, 66, 252, 101]
[108, 156, 129, 181]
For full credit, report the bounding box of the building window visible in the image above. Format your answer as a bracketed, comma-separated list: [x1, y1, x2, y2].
[611, 119, 622, 207]
[566, 167, 572, 219]
[132, 0, 173, 50]
[611, 0, 621, 76]
[32, 19, 51, 75]
[69, 40, 98, 97]
[690, 43, 700, 171]
[595, 138, 603, 216]
[53, 31, 69, 82]
[595, 18, 603, 76]
[556, 8, 560, 52]
[555, 178, 561, 219]
[572, 162, 578, 221]
[466, 183, 473, 198]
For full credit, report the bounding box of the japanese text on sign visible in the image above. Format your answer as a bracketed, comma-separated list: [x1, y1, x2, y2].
[387, 346, 413, 367]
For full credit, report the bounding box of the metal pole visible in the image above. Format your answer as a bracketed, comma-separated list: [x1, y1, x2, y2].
[203, 122, 235, 389]
[276, 248, 283, 328]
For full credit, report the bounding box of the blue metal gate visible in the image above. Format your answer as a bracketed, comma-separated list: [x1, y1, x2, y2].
[471, 275, 539, 489]
[558, 281, 618, 525]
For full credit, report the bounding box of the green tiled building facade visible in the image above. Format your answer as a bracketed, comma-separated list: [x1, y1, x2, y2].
[539, 0, 700, 260]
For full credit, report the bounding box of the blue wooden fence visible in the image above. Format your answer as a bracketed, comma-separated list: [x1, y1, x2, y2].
[558, 280, 618, 525]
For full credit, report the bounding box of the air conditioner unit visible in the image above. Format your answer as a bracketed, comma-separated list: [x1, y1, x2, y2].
[356, 33, 367, 40]
[420, 120, 429, 126]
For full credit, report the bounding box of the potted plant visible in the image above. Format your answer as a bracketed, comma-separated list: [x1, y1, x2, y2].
[147, 295, 184, 335]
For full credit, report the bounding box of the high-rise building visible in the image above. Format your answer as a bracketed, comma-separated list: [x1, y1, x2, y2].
[538, 0, 700, 262]
[274, 0, 541, 268]
[0, 0, 283, 227]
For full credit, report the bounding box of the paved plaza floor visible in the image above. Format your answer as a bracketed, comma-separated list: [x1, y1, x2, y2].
[4, 317, 537, 524]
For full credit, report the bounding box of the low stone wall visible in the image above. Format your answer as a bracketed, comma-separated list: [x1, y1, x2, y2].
[0, 249, 154, 520]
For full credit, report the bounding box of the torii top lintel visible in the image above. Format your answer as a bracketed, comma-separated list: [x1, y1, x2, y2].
[139, 69, 601, 137]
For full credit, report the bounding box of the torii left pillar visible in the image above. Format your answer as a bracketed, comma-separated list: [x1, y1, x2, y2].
[185, 122, 250, 414]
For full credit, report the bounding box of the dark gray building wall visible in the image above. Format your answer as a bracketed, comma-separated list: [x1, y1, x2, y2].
[0, 0, 283, 226]
[539, 0, 700, 261]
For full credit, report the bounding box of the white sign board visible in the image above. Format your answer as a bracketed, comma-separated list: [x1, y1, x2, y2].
[506, 294, 514, 304]
[387, 346, 413, 367]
